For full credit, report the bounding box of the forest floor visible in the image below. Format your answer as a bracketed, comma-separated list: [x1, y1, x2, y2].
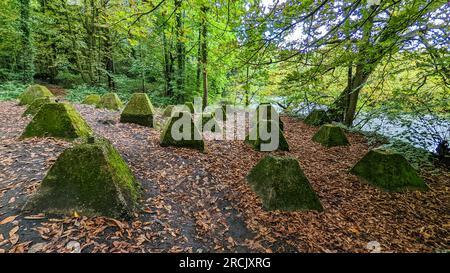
[0, 100, 448, 253]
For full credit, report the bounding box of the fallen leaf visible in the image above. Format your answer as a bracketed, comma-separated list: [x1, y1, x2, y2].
[0, 215, 17, 225]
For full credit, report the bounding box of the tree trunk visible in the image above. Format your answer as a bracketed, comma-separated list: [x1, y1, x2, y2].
[175, 0, 185, 102]
[201, 6, 208, 108]
[18, 0, 34, 83]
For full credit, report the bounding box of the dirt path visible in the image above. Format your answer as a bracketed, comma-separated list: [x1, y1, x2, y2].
[0, 101, 448, 253]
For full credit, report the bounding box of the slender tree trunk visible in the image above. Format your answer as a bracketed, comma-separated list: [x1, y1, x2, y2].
[196, 27, 202, 95]
[201, 6, 208, 108]
[18, 0, 34, 83]
[162, 29, 174, 97]
[175, 0, 185, 102]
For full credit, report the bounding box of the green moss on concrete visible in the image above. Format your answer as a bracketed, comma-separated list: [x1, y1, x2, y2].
[19, 84, 54, 105]
[350, 149, 428, 192]
[215, 105, 232, 122]
[163, 105, 175, 117]
[24, 137, 141, 218]
[120, 93, 155, 127]
[98, 92, 123, 110]
[82, 94, 101, 106]
[245, 120, 289, 151]
[304, 109, 331, 126]
[185, 102, 195, 113]
[312, 124, 349, 147]
[21, 102, 93, 140]
[160, 111, 205, 151]
[255, 103, 284, 131]
[246, 156, 323, 211]
[199, 112, 222, 133]
[22, 96, 55, 117]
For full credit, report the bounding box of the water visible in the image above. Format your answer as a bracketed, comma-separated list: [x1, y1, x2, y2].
[263, 97, 449, 153]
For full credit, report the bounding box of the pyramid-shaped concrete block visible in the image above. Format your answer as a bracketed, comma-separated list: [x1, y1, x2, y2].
[198, 112, 222, 133]
[185, 102, 195, 113]
[312, 124, 349, 147]
[120, 93, 155, 127]
[163, 105, 175, 117]
[350, 149, 428, 192]
[82, 94, 101, 106]
[19, 84, 54, 105]
[304, 109, 331, 126]
[247, 156, 323, 211]
[255, 103, 284, 131]
[98, 92, 123, 110]
[245, 120, 289, 151]
[21, 102, 92, 140]
[160, 111, 205, 151]
[24, 137, 141, 218]
[22, 96, 55, 117]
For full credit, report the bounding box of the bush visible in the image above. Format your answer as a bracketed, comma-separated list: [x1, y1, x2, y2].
[0, 81, 28, 101]
[66, 84, 108, 103]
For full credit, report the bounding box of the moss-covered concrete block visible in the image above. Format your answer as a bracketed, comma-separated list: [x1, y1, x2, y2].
[22, 96, 55, 117]
[245, 120, 289, 151]
[160, 111, 205, 151]
[82, 94, 101, 106]
[21, 102, 92, 140]
[24, 137, 141, 218]
[199, 112, 222, 133]
[304, 109, 331, 126]
[350, 149, 428, 192]
[247, 156, 323, 211]
[98, 92, 123, 110]
[185, 102, 195, 113]
[19, 84, 54, 106]
[163, 105, 175, 117]
[120, 93, 155, 127]
[255, 103, 284, 131]
[312, 124, 349, 147]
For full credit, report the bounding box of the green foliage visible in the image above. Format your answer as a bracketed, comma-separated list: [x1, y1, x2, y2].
[0, 81, 28, 101]
[66, 84, 108, 103]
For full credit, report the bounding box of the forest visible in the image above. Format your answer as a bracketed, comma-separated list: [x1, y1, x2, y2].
[0, 0, 449, 254]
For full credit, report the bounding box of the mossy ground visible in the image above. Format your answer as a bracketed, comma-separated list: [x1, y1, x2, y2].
[304, 109, 331, 126]
[120, 93, 155, 127]
[246, 156, 323, 211]
[312, 124, 349, 147]
[21, 102, 93, 140]
[245, 120, 289, 151]
[22, 96, 55, 117]
[82, 94, 101, 106]
[98, 93, 123, 110]
[24, 137, 141, 218]
[19, 84, 55, 105]
[160, 111, 205, 151]
[350, 149, 428, 192]
[163, 105, 175, 117]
